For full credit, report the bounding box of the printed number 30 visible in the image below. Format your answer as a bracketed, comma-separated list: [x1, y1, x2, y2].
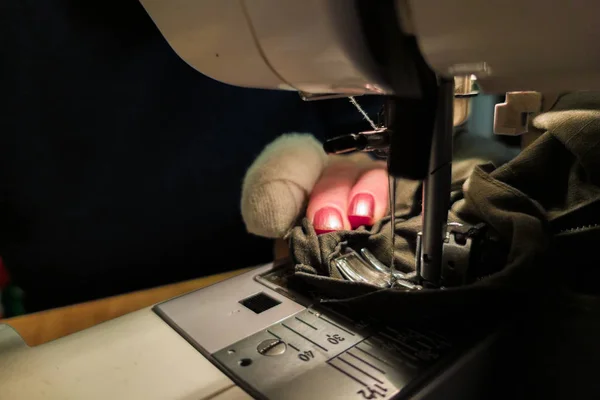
[326, 334, 345, 345]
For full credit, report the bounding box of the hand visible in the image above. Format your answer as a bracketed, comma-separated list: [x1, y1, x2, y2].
[242, 134, 390, 238]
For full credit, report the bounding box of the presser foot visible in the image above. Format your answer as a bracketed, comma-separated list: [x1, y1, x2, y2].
[332, 247, 422, 290]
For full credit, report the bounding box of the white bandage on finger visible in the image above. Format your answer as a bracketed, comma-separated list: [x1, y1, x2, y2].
[241, 133, 328, 238]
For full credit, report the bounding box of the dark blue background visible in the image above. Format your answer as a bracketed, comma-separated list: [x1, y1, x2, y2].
[0, 0, 381, 311]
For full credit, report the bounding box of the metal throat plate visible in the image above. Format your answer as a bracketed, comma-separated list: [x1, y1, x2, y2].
[153, 264, 494, 400]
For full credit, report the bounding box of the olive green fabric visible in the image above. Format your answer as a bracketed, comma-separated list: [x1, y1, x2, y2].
[286, 92, 600, 321]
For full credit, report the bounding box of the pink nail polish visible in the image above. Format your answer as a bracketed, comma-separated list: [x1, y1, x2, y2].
[313, 207, 343, 234]
[348, 193, 375, 228]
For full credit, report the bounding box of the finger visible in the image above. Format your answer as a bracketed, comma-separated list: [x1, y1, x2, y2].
[241, 134, 328, 238]
[347, 163, 389, 229]
[306, 153, 370, 234]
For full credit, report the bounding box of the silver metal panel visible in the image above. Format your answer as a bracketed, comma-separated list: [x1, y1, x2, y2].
[155, 263, 501, 399]
[213, 309, 434, 399]
[155, 264, 305, 354]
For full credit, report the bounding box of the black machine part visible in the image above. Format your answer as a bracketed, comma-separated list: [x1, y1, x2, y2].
[354, 0, 440, 181]
[415, 223, 509, 288]
[321, 0, 458, 289]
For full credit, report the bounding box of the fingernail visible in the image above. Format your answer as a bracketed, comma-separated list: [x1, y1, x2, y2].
[313, 207, 344, 234]
[348, 193, 375, 227]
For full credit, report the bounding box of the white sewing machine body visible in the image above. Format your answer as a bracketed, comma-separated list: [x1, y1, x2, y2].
[2, 0, 600, 398]
[136, 0, 600, 95]
[0, 306, 249, 400]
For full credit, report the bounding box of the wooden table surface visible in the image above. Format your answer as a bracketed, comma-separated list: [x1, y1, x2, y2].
[1, 268, 250, 347]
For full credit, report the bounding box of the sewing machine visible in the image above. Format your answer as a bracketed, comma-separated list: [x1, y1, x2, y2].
[2, 1, 600, 398]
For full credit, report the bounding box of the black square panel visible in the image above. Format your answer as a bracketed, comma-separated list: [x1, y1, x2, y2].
[239, 292, 281, 314]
